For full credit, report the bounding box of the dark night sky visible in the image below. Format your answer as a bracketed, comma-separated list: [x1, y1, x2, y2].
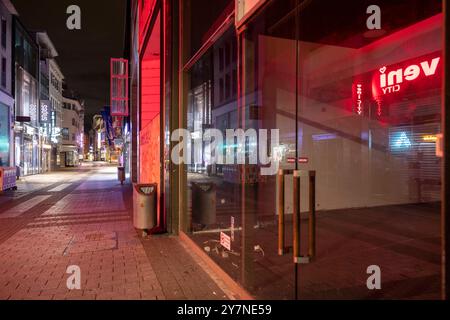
[11, 0, 127, 131]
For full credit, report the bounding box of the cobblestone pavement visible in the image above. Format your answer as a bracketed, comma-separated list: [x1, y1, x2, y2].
[0, 164, 229, 300]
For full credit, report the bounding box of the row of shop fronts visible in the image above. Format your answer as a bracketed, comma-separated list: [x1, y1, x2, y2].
[0, 1, 85, 176]
[128, 0, 450, 299]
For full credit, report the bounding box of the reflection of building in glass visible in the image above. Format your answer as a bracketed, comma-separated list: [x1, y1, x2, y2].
[187, 27, 238, 175]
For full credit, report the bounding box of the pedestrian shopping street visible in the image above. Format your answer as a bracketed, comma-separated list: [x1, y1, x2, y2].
[0, 163, 230, 300]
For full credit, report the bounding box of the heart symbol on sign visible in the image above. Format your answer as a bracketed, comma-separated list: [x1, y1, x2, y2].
[379, 66, 387, 74]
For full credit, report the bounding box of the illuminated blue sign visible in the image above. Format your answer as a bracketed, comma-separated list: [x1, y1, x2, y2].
[390, 131, 412, 150]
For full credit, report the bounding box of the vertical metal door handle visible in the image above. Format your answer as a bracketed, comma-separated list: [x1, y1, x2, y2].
[277, 169, 316, 264]
[308, 171, 316, 259]
[277, 170, 285, 255]
[293, 171, 301, 263]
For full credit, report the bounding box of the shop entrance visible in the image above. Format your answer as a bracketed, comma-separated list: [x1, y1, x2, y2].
[180, 0, 443, 299]
[238, 0, 443, 299]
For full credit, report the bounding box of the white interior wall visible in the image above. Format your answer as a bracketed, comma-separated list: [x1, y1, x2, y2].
[265, 14, 442, 213]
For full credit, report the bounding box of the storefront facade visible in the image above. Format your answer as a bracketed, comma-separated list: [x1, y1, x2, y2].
[0, 0, 15, 169]
[14, 18, 41, 176]
[0, 100, 11, 167]
[130, 0, 450, 299]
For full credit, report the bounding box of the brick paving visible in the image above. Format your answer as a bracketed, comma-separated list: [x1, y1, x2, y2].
[0, 164, 229, 300]
[1, 163, 442, 300]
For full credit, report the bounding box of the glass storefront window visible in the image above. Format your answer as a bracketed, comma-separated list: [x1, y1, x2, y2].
[238, 0, 443, 299]
[184, 26, 242, 283]
[0, 103, 9, 167]
[181, 0, 444, 300]
[183, 0, 234, 60]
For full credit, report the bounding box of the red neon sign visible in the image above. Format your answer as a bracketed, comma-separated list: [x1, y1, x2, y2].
[356, 84, 363, 115]
[287, 157, 309, 164]
[352, 82, 365, 116]
[377, 57, 440, 95]
[352, 51, 441, 118]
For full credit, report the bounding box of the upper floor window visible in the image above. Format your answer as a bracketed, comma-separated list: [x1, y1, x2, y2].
[62, 128, 69, 140]
[1, 57, 6, 88]
[1, 18, 7, 49]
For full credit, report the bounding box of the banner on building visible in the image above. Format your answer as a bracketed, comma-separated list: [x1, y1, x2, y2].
[101, 107, 114, 147]
[40, 100, 51, 123]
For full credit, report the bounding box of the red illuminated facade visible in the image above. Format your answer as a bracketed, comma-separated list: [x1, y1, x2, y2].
[110, 58, 129, 117]
[129, 0, 450, 300]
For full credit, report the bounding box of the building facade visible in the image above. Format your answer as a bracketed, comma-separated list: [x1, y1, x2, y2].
[0, 0, 16, 168]
[61, 96, 83, 167]
[83, 131, 90, 160]
[49, 59, 64, 164]
[13, 17, 40, 176]
[35, 31, 63, 172]
[130, 0, 450, 299]
[92, 114, 106, 161]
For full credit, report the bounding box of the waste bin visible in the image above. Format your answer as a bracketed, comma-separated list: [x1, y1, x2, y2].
[118, 167, 125, 185]
[191, 182, 216, 225]
[133, 183, 157, 232]
[16, 166, 21, 180]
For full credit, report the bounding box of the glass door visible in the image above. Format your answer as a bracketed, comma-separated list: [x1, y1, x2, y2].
[241, 0, 443, 300]
[240, 0, 301, 299]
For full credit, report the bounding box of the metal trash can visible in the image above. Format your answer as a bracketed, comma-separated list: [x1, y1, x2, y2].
[16, 166, 21, 180]
[118, 167, 125, 185]
[133, 184, 157, 231]
[191, 182, 216, 225]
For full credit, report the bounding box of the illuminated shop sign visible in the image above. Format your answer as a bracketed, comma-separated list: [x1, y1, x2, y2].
[287, 157, 309, 164]
[378, 57, 440, 95]
[29, 104, 38, 123]
[436, 134, 443, 158]
[390, 131, 412, 150]
[353, 52, 441, 117]
[354, 84, 363, 115]
[24, 124, 36, 136]
[40, 100, 51, 123]
[422, 135, 438, 142]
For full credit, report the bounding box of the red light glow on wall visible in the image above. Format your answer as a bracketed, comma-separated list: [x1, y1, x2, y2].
[139, 10, 161, 228]
[139, 0, 157, 52]
[141, 59, 160, 128]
